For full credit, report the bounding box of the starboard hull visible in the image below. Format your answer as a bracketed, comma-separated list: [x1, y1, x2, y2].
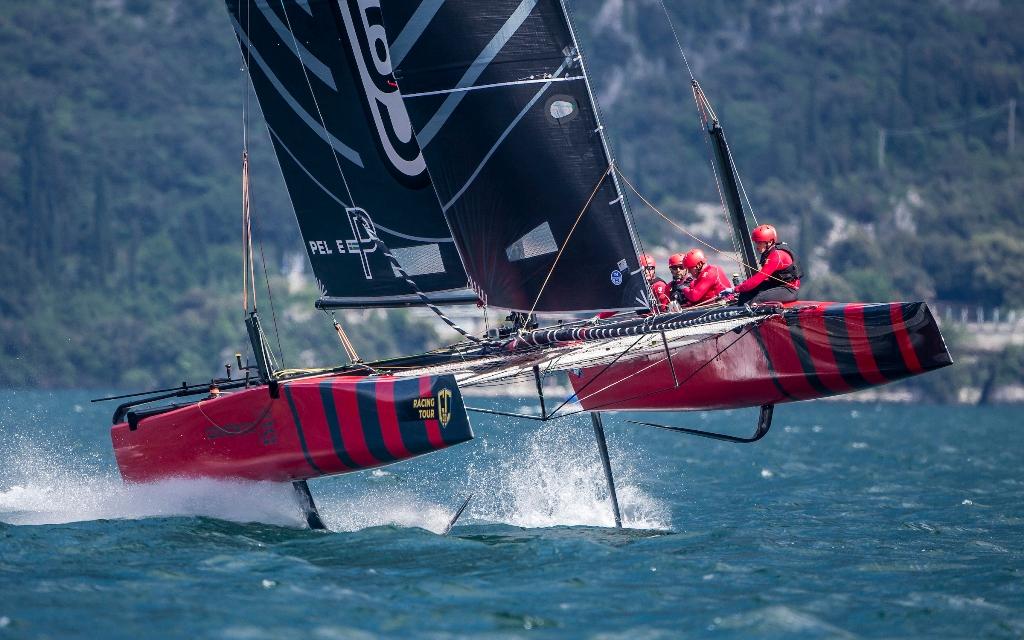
[568, 302, 952, 411]
[111, 374, 472, 483]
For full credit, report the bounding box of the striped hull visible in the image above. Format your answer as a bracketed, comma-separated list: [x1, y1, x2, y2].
[569, 302, 952, 411]
[111, 374, 472, 483]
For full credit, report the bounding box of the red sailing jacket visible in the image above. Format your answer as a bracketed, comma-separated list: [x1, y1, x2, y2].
[650, 278, 670, 312]
[679, 264, 731, 305]
[598, 278, 670, 317]
[736, 246, 801, 293]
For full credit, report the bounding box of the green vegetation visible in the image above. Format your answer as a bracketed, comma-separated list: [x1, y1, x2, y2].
[0, 1, 430, 388]
[579, 0, 1023, 307]
[0, 0, 1021, 396]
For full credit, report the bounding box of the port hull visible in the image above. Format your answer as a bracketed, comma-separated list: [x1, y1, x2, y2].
[111, 374, 472, 483]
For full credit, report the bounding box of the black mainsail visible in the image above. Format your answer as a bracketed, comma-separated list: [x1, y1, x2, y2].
[380, 0, 646, 313]
[227, 0, 472, 307]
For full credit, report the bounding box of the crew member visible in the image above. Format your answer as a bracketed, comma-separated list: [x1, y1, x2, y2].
[672, 249, 730, 306]
[667, 253, 692, 305]
[719, 224, 802, 304]
[640, 253, 670, 313]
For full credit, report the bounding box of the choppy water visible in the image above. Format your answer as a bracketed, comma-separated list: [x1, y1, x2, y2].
[1, 390, 1021, 638]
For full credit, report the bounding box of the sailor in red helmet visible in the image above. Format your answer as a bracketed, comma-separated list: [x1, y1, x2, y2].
[670, 248, 730, 306]
[667, 252, 691, 305]
[640, 253, 670, 313]
[720, 224, 802, 304]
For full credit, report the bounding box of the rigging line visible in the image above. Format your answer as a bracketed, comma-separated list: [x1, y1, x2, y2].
[657, 0, 696, 82]
[251, 212, 286, 366]
[277, 0, 356, 206]
[695, 83, 760, 226]
[576, 350, 679, 407]
[259, 320, 281, 372]
[478, 319, 757, 423]
[692, 83, 745, 262]
[240, 0, 254, 314]
[402, 75, 585, 98]
[248, 187, 257, 310]
[660, 0, 763, 234]
[349, 213, 482, 343]
[242, 151, 259, 314]
[524, 166, 611, 322]
[242, 151, 248, 313]
[239, 3, 259, 319]
[543, 334, 647, 419]
[615, 166, 796, 289]
[568, 320, 753, 416]
[886, 101, 1012, 136]
[728, 134, 760, 227]
[323, 308, 361, 363]
[241, 0, 251, 154]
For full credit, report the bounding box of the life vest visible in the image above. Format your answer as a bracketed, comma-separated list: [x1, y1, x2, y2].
[648, 277, 670, 312]
[760, 242, 803, 285]
[669, 277, 690, 304]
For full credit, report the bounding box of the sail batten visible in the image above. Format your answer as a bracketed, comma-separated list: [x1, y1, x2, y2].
[415, 0, 540, 148]
[382, 0, 645, 312]
[231, 17, 363, 167]
[389, 0, 446, 67]
[227, 0, 471, 306]
[253, 1, 336, 90]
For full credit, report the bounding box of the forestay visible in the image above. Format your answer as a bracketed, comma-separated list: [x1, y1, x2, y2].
[380, 0, 646, 312]
[226, 0, 471, 307]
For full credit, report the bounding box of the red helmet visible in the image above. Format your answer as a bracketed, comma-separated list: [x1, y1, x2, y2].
[751, 224, 777, 243]
[668, 253, 686, 268]
[682, 249, 706, 269]
[639, 254, 656, 268]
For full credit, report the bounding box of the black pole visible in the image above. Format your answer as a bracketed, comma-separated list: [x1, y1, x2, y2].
[625, 403, 775, 444]
[292, 480, 326, 530]
[442, 494, 474, 536]
[533, 365, 547, 419]
[245, 311, 273, 383]
[590, 412, 622, 528]
[708, 120, 758, 276]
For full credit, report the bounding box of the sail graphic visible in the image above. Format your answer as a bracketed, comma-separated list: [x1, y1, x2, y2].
[381, 0, 646, 312]
[226, 0, 472, 307]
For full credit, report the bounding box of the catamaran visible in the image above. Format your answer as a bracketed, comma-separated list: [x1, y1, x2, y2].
[99, 0, 951, 529]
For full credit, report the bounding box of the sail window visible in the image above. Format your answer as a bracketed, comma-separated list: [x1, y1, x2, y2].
[506, 222, 559, 262]
[547, 95, 578, 123]
[390, 243, 446, 276]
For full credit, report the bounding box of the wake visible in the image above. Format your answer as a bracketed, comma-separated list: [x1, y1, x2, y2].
[0, 420, 670, 533]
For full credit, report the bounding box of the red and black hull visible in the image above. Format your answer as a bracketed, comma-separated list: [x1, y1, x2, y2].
[111, 374, 472, 483]
[569, 302, 952, 411]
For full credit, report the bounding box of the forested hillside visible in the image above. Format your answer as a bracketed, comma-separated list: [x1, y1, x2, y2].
[578, 0, 1023, 305]
[0, 0, 1021, 392]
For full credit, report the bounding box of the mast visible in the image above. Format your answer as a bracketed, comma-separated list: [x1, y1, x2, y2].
[694, 82, 758, 277]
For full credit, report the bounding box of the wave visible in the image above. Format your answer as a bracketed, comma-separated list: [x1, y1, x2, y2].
[0, 418, 669, 532]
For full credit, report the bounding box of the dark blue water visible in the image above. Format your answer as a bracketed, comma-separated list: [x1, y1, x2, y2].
[1, 390, 1021, 638]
